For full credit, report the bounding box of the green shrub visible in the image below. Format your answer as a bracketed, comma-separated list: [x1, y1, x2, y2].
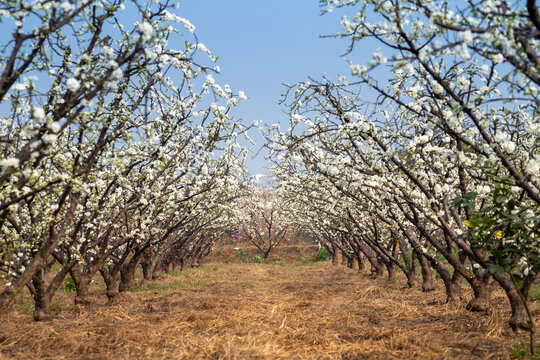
[249, 255, 265, 263]
[312, 248, 332, 262]
[236, 249, 248, 261]
[60, 275, 76, 293]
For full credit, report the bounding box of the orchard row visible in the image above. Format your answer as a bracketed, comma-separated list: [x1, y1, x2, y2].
[0, 0, 259, 320]
[264, 0, 539, 346]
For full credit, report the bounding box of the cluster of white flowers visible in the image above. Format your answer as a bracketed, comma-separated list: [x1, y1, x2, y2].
[0, 157, 20, 169]
[139, 21, 153, 38]
[66, 78, 80, 92]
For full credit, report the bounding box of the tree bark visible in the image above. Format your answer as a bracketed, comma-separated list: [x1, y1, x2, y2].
[493, 273, 533, 331]
[341, 250, 349, 266]
[386, 259, 396, 281]
[99, 267, 120, 300]
[466, 274, 493, 313]
[331, 243, 340, 266]
[30, 269, 51, 321]
[370, 260, 384, 278]
[69, 268, 92, 306]
[355, 252, 365, 272]
[418, 253, 436, 292]
[404, 268, 417, 288]
[119, 257, 141, 292]
[351, 256, 360, 271]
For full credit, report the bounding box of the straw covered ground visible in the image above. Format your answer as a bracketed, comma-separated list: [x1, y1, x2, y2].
[0, 244, 537, 359]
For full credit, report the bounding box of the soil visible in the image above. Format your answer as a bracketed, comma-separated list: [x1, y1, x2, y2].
[0, 244, 536, 359]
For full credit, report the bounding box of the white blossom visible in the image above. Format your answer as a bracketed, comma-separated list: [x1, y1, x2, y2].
[66, 78, 81, 92]
[525, 158, 539, 175]
[140, 21, 153, 38]
[42, 134, 58, 144]
[0, 157, 20, 169]
[32, 107, 46, 121]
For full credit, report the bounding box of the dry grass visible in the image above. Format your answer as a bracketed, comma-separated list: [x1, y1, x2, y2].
[0, 245, 537, 359]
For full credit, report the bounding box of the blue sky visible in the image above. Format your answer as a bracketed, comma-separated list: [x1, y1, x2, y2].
[178, 1, 361, 176]
[0, 0, 373, 177]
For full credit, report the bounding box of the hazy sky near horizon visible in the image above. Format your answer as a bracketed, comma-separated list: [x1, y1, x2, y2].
[178, 1, 369, 177]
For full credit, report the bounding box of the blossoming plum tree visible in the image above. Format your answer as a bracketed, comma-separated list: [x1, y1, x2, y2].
[233, 187, 292, 260]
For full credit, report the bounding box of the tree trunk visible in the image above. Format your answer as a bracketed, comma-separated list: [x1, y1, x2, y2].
[386, 260, 396, 281]
[74, 278, 91, 306]
[141, 257, 153, 281]
[119, 260, 139, 292]
[99, 267, 120, 300]
[466, 274, 493, 313]
[445, 278, 462, 303]
[70, 268, 92, 306]
[405, 269, 417, 288]
[347, 255, 354, 269]
[331, 244, 340, 266]
[30, 269, 51, 321]
[493, 273, 533, 331]
[417, 252, 435, 292]
[421, 250, 458, 302]
[448, 251, 466, 302]
[152, 262, 166, 279]
[355, 252, 365, 272]
[341, 250, 349, 266]
[351, 256, 360, 271]
[142, 248, 164, 281]
[362, 249, 384, 278]
[171, 261, 178, 273]
[399, 240, 416, 288]
[386, 242, 399, 282]
[370, 260, 384, 278]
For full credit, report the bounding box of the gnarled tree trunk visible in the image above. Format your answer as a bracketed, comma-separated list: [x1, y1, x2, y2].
[417, 252, 436, 292]
[99, 266, 120, 300]
[466, 274, 494, 313]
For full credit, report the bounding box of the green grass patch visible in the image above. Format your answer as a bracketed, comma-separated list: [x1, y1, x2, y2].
[60, 275, 76, 293]
[247, 256, 265, 263]
[511, 342, 540, 359]
[192, 279, 206, 287]
[170, 270, 183, 277]
[239, 282, 253, 289]
[268, 260, 289, 267]
[133, 284, 151, 292]
[312, 248, 332, 262]
[236, 249, 248, 261]
[529, 286, 540, 303]
[198, 265, 212, 273]
[50, 304, 64, 312]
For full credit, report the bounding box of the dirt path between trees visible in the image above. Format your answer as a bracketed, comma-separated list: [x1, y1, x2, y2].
[0, 260, 531, 359]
